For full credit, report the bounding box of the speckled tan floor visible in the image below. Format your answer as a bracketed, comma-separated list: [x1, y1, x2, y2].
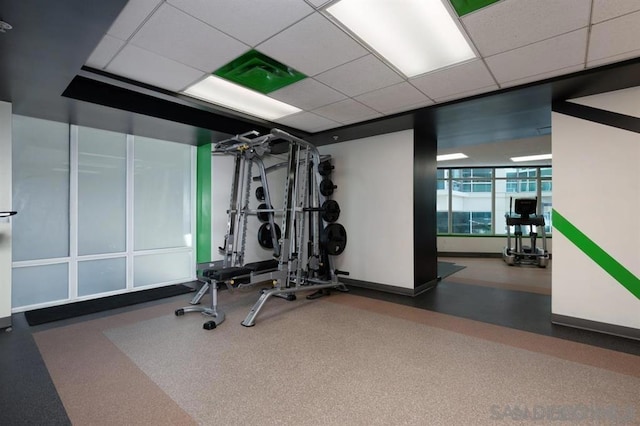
[34, 288, 639, 425]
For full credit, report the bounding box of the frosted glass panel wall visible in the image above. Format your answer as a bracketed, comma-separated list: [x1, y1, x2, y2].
[134, 137, 192, 250]
[78, 127, 126, 255]
[12, 115, 70, 261]
[134, 252, 191, 287]
[78, 258, 126, 297]
[12, 263, 69, 306]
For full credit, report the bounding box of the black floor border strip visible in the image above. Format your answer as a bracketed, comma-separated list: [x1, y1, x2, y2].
[0, 332, 71, 425]
[345, 281, 640, 356]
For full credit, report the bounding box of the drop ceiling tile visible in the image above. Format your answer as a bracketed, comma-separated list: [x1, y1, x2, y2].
[462, 0, 591, 57]
[130, 4, 248, 73]
[269, 78, 346, 110]
[355, 83, 432, 114]
[485, 29, 587, 84]
[315, 55, 404, 97]
[410, 60, 496, 100]
[167, 0, 313, 46]
[274, 111, 341, 132]
[107, 0, 163, 40]
[499, 64, 585, 88]
[587, 50, 640, 68]
[592, 0, 640, 23]
[312, 99, 381, 124]
[257, 13, 369, 76]
[106, 45, 205, 92]
[434, 84, 499, 103]
[86, 35, 125, 69]
[587, 11, 640, 65]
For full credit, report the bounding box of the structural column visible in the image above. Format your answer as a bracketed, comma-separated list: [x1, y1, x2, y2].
[413, 112, 438, 294]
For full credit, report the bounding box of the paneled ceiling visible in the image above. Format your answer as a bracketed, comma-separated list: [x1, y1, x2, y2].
[2, 0, 640, 164]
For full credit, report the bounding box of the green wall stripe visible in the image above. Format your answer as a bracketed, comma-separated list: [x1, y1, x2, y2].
[196, 144, 212, 263]
[553, 209, 640, 299]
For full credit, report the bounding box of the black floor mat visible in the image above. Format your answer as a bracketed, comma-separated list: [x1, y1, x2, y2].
[24, 284, 193, 326]
[438, 261, 466, 280]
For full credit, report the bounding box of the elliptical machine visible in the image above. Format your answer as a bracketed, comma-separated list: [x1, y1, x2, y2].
[503, 197, 549, 268]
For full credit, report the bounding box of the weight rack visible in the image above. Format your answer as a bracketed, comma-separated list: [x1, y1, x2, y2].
[176, 128, 349, 329]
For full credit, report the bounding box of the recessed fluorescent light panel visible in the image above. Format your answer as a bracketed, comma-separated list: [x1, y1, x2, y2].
[510, 154, 552, 162]
[325, 0, 476, 77]
[437, 153, 468, 161]
[183, 75, 301, 121]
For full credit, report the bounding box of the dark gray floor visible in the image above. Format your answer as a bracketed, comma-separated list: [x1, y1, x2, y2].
[0, 320, 70, 426]
[347, 280, 640, 356]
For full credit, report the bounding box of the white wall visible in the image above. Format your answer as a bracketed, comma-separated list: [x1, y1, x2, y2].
[0, 102, 12, 327]
[211, 154, 234, 262]
[320, 130, 414, 289]
[552, 86, 640, 329]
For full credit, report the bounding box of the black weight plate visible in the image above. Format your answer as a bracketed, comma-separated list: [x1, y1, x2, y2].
[318, 160, 334, 176]
[257, 203, 272, 222]
[321, 199, 340, 223]
[255, 186, 265, 201]
[321, 223, 347, 255]
[257, 223, 281, 249]
[320, 178, 336, 196]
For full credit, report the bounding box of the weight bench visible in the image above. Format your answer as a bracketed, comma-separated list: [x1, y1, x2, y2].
[174, 259, 279, 330]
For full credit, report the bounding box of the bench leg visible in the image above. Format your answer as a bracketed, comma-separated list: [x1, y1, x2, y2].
[189, 280, 210, 305]
[175, 280, 226, 330]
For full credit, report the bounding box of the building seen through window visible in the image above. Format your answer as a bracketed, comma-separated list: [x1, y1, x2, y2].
[437, 167, 552, 235]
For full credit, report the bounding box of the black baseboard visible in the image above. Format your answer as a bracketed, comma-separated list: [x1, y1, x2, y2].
[551, 313, 640, 341]
[0, 315, 10, 330]
[24, 284, 194, 326]
[414, 279, 439, 296]
[340, 277, 438, 297]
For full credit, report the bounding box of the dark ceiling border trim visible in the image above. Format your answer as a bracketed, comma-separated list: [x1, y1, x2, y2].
[63, 76, 271, 137]
[552, 101, 640, 134]
[63, 74, 312, 143]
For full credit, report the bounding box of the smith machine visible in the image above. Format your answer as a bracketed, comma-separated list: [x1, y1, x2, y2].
[175, 129, 348, 329]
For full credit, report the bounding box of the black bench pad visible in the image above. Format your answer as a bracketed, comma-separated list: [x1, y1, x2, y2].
[243, 259, 279, 272]
[203, 267, 251, 280]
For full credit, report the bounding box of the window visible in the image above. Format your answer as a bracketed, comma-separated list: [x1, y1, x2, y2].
[12, 115, 70, 261]
[78, 127, 126, 255]
[437, 169, 446, 190]
[438, 166, 552, 235]
[437, 211, 449, 233]
[451, 168, 492, 193]
[12, 117, 196, 311]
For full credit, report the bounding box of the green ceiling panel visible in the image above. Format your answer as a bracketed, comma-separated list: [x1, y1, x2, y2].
[214, 50, 306, 94]
[449, 0, 500, 16]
